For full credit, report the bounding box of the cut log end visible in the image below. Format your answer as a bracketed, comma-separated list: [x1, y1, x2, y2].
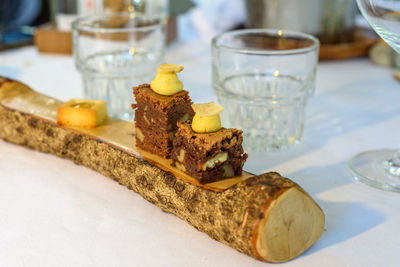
[255, 187, 325, 262]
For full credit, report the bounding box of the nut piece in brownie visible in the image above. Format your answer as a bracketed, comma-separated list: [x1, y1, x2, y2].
[132, 64, 194, 158]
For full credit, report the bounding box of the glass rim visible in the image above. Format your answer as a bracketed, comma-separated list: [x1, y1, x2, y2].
[72, 12, 167, 33]
[212, 29, 320, 55]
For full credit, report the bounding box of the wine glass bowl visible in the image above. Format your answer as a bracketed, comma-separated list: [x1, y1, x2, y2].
[349, 0, 400, 192]
[357, 0, 400, 52]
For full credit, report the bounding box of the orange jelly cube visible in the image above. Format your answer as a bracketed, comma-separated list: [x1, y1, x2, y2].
[57, 99, 108, 128]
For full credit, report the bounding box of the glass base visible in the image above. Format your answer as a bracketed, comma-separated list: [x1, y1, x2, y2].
[349, 149, 400, 193]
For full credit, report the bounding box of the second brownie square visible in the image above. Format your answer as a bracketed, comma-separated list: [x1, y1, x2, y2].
[171, 122, 248, 184]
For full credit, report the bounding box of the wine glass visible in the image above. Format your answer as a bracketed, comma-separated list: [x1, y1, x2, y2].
[349, 0, 400, 192]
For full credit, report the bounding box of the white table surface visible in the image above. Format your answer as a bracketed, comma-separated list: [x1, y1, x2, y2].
[1, 42, 400, 267]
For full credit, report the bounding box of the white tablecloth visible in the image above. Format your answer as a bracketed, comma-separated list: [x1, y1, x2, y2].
[1, 43, 400, 267]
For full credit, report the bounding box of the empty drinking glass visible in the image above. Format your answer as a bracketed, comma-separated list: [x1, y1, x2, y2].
[72, 13, 167, 120]
[212, 29, 319, 151]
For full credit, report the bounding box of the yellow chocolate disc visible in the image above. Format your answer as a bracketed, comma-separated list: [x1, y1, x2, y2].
[192, 102, 224, 117]
[157, 64, 184, 74]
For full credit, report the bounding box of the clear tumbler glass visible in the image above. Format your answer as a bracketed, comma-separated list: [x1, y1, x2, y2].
[212, 29, 319, 151]
[72, 13, 166, 120]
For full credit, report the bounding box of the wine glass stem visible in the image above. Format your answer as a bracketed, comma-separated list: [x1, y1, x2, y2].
[384, 150, 400, 176]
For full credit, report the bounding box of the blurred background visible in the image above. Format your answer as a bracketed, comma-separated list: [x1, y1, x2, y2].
[0, 0, 398, 68]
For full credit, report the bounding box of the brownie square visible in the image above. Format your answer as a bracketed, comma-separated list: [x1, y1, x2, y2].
[133, 84, 194, 158]
[171, 122, 248, 184]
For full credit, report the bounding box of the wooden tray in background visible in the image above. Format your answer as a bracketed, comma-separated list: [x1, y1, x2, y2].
[319, 29, 378, 61]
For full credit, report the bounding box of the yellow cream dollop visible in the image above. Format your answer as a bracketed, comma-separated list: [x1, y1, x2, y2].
[191, 102, 224, 133]
[150, 64, 184, 95]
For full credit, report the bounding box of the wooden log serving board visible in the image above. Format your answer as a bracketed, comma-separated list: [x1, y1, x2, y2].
[0, 77, 325, 263]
